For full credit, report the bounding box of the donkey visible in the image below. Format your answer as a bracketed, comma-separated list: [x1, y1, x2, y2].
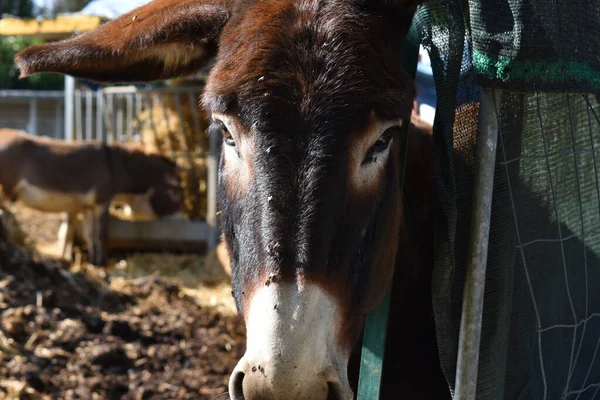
[15, 0, 449, 398]
[0, 129, 183, 266]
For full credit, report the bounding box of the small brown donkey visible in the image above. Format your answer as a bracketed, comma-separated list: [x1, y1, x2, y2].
[15, 0, 449, 398]
[0, 129, 183, 266]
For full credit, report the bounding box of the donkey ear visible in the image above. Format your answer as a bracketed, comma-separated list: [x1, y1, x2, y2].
[15, 0, 230, 83]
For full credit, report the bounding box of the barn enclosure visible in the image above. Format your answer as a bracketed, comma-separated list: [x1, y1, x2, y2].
[61, 79, 222, 251]
[0, 9, 222, 251]
[0, 79, 222, 252]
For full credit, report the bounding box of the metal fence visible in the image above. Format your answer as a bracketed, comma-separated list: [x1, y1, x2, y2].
[71, 83, 219, 247]
[0, 90, 64, 138]
[65, 85, 208, 144]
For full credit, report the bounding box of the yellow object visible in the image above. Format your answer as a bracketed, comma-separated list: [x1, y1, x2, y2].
[0, 15, 103, 39]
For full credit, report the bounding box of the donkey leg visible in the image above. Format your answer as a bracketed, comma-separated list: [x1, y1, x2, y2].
[84, 204, 110, 266]
[82, 207, 97, 265]
[58, 212, 76, 262]
[93, 204, 110, 267]
[65, 213, 77, 261]
[57, 213, 68, 257]
[0, 184, 18, 204]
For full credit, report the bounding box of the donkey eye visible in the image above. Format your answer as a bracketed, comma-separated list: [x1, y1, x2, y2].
[372, 130, 393, 152]
[211, 119, 236, 147]
[221, 125, 236, 147]
[362, 128, 396, 164]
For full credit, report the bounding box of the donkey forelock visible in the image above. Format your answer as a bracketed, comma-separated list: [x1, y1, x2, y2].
[15, 0, 425, 398]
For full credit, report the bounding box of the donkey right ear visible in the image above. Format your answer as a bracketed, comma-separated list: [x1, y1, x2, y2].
[15, 0, 230, 83]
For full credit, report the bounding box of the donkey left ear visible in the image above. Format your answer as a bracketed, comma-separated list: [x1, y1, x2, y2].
[15, 0, 230, 83]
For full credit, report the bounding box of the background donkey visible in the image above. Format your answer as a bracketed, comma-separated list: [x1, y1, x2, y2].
[0, 128, 183, 266]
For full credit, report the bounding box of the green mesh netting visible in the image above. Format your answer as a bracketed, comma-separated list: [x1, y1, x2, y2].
[413, 1, 600, 398]
[471, 1, 600, 92]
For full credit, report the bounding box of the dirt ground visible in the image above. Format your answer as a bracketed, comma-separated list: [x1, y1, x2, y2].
[0, 204, 245, 400]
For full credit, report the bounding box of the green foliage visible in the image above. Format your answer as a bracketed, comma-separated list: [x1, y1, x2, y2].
[0, 0, 34, 18]
[0, 36, 64, 90]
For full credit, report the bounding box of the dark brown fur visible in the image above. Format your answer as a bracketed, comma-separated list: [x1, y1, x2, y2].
[0, 129, 183, 265]
[13, 0, 447, 398]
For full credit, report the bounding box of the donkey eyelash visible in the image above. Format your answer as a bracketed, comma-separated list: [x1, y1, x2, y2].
[208, 120, 226, 138]
[209, 120, 237, 147]
[362, 126, 400, 165]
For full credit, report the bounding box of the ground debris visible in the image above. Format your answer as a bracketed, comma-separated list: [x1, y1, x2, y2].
[0, 209, 246, 399]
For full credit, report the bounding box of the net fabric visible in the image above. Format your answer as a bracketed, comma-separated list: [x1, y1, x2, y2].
[469, 0, 600, 92]
[412, 1, 600, 398]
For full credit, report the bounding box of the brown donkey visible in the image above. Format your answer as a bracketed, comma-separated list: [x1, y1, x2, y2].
[15, 0, 449, 398]
[0, 129, 183, 266]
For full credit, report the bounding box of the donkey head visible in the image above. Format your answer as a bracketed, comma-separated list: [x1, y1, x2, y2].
[115, 144, 184, 219]
[146, 154, 184, 218]
[16, 1, 424, 398]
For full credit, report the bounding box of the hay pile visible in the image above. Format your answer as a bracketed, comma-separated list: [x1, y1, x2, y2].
[136, 94, 209, 153]
[172, 156, 208, 221]
[110, 246, 236, 317]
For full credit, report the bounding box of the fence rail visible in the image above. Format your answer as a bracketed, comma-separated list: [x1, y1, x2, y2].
[0, 90, 63, 137]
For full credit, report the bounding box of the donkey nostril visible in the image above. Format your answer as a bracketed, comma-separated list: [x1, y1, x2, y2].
[230, 371, 245, 400]
[326, 381, 344, 400]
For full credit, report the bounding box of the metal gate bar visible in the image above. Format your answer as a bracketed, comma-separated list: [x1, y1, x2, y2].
[453, 88, 500, 400]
